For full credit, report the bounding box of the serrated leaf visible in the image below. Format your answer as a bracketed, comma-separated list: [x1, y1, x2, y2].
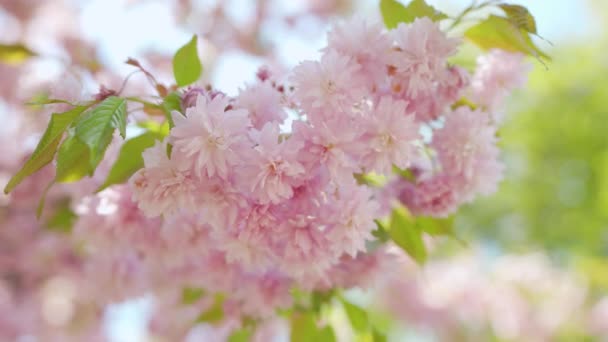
[341, 299, 369, 333]
[380, 0, 447, 29]
[4, 105, 88, 194]
[55, 133, 91, 183]
[465, 15, 549, 61]
[74, 96, 127, 170]
[97, 132, 160, 192]
[0, 43, 37, 65]
[173, 35, 202, 87]
[389, 206, 427, 264]
[499, 4, 537, 34]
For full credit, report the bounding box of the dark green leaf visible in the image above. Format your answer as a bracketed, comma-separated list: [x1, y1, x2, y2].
[4, 105, 88, 194]
[389, 206, 427, 264]
[465, 15, 549, 61]
[341, 299, 369, 333]
[74, 96, 127, 170]
[97, 132, 160, 192]
[0, 43, 37, 65]
[55, 133, 91, 183]
[173, 35, 202, 87]
[380, 0, 447, 29]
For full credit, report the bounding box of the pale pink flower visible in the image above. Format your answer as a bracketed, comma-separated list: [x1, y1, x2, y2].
[130, 141, 198, 217]
[239, 123, 305, 204]
[398, 174, 463, 218]
[390, 18, 459, 97]
[471, 49, 531, 113]
[361, 96, 420, 175]
[235, 82, 287, 129]
[432, 107, 503, 200]
[290, 50, 367, 119]
[170, 95, 252, 179]
[326, 17, 393, 86]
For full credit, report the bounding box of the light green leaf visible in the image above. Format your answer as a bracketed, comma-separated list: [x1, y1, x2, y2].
[341, 299, 369, 333]
[173, 35, 202, 87]
[317, 326, 336, 342]
[416, 216, 454, 236]
[290, 312, 318, 342]
[196, 294, 224, 323]
[465, 15, 549, 61]
[97, 132, 160, 192]
[499, 4, 537, 34]
[0, 43, 37, 65]
[55, 133, 91, 183]
[46, 200, 76, 233]
[389, 206, 427, 264]
[3, 105, 88, 194]
[227, 328, 252, 342]
[380, 0, 447, 29]
[74, 96, 127, 171]
[182, 287, 205, 305]
[161, 92, 182, 128]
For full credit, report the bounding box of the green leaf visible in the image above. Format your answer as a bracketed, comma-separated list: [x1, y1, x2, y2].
[182, 287, 205, 305]
[317, 326, 336, 342]
[173, 35, 202, 87]
[196, 294, 224, 323]
[74, 96, 127, 171]
[161, 92, 183, 128]
[380, 0, 447, 29]
[341, 299, 369, 333]
[46, 200, 76, 233]
[290, 312, 319, 342]
[499, 4, 537, 34]
[55, 133, 91, 183]
[97, 132, 160, 192]
[3, 105, 88, 194]
[416, 216, 454, 236]
[372, 329, 387, 342]
[465, 15, 549, 61]
[0, 43, 37, 65]
[227, 328, 252, 342]
[389, 206, 427, 264]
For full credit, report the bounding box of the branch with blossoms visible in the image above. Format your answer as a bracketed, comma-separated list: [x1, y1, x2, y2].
[2, 0, 549, 340]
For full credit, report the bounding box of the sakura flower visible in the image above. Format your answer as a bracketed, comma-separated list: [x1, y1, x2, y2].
[239, 123, 305, 204]
[471, 49, 531, 113]
[390, 18, 459, 97]
[326, 17, 393, 86]
[398, 174, 463, 218]
[170, 95, 251, 179]
[235, 82, 287, 129]
[290, 50, 367, 120]
[432, 107, 503, 200]
[361, 96, 421, 175]
[130, 141, 198, 217]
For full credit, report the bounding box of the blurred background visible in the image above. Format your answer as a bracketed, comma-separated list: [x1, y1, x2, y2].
[1, 0, 607, 340]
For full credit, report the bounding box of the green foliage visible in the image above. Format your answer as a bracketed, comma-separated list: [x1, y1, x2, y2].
[341, 299, 369, 333]
[55, 133, 91, 183]
[74, 96, 127, 170]
[389, 206, 427, 264]
[196, 294, 224, 323]
[182, 287, 205, 305]
[46, 201, 77, 233]
[380, 0, 447, 29]
[3, 105, 89, 194]
[0, 43, 37, 64]
[290, 312, 335, 342]
[227, 328, 252, 342]
[97, 132, 161, 192]
[499, 4, 537, 34]
[162, 92, 182, 127]
[173, 35, 202, 87]
[465, 15, 549, 61]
